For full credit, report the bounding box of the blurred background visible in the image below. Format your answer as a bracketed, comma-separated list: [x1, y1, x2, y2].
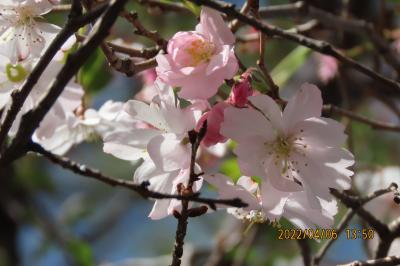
[1, 0, 400, 265]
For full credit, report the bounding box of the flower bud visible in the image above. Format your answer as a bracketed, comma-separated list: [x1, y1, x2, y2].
[228, 70, 254, 107]
[196, 102, 229, 147]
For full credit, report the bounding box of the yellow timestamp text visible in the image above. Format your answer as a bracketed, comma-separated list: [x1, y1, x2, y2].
[277, 228, 338, 240]
[345, 228, 375, 240]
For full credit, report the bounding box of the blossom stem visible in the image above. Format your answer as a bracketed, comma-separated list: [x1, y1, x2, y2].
[171, 123, 208, 266]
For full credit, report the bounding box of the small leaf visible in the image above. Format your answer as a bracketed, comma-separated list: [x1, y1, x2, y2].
[67, 240, 94, 266]
[220, 158, 241, 182]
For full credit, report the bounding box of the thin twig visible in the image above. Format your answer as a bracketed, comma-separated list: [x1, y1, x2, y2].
[297, 239, 312, 266]
[314, 210, 357, 265]
[330, 189, 391, 238]
[122, 11, 168, 50]
[28, 142, 247, 209]
[323, 105, 400, 132]
[101, 43, 158, 76]
[251, 1, 280, 99]
[187, 0, 400, 92]
[259, 1, 400, 75]
[0, 0, 130, 166]
[171, 123, 208, 266]
[338, 256, 400, 266]
[0, 3, 109, 152]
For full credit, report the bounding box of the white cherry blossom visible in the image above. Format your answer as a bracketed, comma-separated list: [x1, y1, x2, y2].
[0, 55, 83, 136]
[0, 0, 74, 63]
[205, 174, 338, 229]
[135, 159, 203, 220]
[220, 83, 354, 208]
[103, 80, 205, 219]
[103, 80, 204, 171]
[33, 101, 137, 155]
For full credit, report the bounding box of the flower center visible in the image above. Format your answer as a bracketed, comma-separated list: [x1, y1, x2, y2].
[272, 136, 292, 158]
[6, 63, 28, 83]
[185, 39, 214, 66]
[16, 6, 36, 25]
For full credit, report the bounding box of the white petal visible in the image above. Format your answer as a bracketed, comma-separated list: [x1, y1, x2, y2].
[147, 133, 190, 171]
[283, 83, 323, 130]
[248, 94, 284, 132]
[220, 107, 274, 142]
[103, 129, 160, 161]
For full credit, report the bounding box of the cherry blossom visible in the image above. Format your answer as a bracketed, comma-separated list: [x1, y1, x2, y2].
[34, 101, 137, 155]
[220, 83, 354, 208]
[103, 80, 204, 170]
[135, 159, 203, 220]
[205, 174, 338, 229]
[355, 167, 400, 223]
[0, 0, 74, 63]
[354, 167, 400, 256]
[0, 55, 83, 136]
[103, 80, 205, 218]
[156, 7, 238, 100]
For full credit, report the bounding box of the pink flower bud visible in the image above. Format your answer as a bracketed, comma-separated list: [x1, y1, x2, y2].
[196, 102, 229, 147]
[228, 71, 254, 107]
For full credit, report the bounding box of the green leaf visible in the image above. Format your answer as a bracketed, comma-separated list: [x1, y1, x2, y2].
[67, 240, 94, 266]
[220, 158, 241, 182]
[79, 48, 111, 94]
[271, 46, 311, 87]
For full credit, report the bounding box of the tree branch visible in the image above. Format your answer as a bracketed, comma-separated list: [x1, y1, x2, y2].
[187, 0, 400, 93]
[338, 256, 400, 266]
[259, 1, 400, 75]
[0, 3, 109, 152]
[171, 123, 208, 266]
[0, 0, 130, 165]
[323, 105, 400, 132]
[27, 142, 247, 209]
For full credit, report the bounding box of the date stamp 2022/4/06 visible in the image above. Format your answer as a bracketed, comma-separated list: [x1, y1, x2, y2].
[276, 228, 375, 240]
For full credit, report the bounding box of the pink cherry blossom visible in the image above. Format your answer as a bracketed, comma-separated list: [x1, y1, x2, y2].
[227, 70, 254, 107]
[196, 102, 229, 147]
[220, 83, 354, 208]
[205, 174, 338, 229]
[156, 7, 238, 100]
[317, 54, 338, 84]
[0, 0, 74, 63]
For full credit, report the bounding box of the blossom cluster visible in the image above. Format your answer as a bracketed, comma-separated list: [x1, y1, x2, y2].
[0, 3, 355, 231]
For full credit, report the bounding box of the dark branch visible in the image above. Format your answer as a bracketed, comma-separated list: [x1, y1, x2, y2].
[338, 256, 400, 266]
[0, 0, 129, 165]
[0, 3, 109, 151]
[187, 0, 400, 93]
[28, 142, 247, 209]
